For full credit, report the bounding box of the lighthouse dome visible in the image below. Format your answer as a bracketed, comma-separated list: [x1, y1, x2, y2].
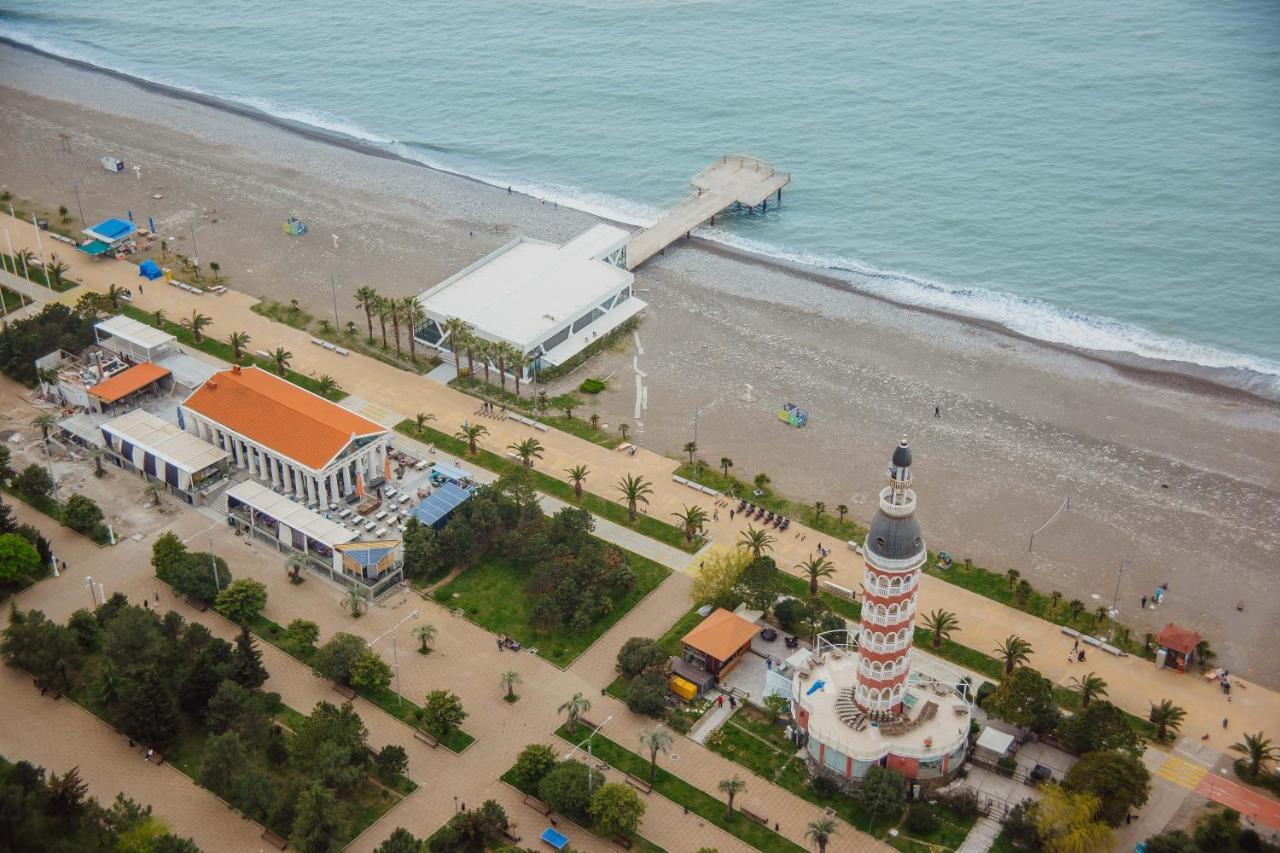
[866, 511, 924, 562]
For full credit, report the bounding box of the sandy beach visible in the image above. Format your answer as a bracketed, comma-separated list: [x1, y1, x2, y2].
[1, 41, 1278, 685]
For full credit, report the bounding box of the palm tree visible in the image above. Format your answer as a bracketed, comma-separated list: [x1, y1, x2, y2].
[738, 524, 775, 557]
[343, 586, 369, 618]
[683, 441, 698, 465]
[95, 661, 121, 707]
[442, 317, 472, 374]
[413, 624, 437, 653]
[315, 375, 338, 398]
[559, 692, 591, 734]
[720, 457, 733, 478]
[1230, 732, 1278, 780]
[475, 339, 493, 385]
[152, 308, 167, 326]
[58, 205, 70, 223]
[671, 504, 709, 543]
[271, 347, 292, 376]
[798, 554, 835, 595]
[754, 472, 771, 491]
[375, 296, 392, 350]
[514, 349, 534, 396]
[806, 816, 838, 853]
[500, 670, 522, 701]
[814, 500, 826, 519]
[181, 310, 212, 342]
[415, 412, 436, 432]
[13, 248, 36, 278]
[106, 283, 125, 308]
[1067, 599, 1085, 621]
[589, 413, 600, 430]
[388, 299, 403, 357]
[143, 481, 164, 507]
[1069, 672, 1108, 707]
[994, 635, 1033, 674]
[208, 261, 221, 283]
[1050, 590, 1063, 610]
[455, 423, 489, 455]
[509, 438, 544, 468]
[836, 504, 849, 524]
[922, 609, 959, 649]
[227, 331, 251, 362]
[31, 412, 57, 442]
[354, 287, 379, 342]
[718, 776, 746, 821]
[45, 259, 69, 289]
[639, 725, 673, 783]
[562, 465, 590, 500]
[1005, 568, 1020, 588]
[1149, 699, 1186, 741]
[619, 422, 630, 441]
[615, 473, 653, 521]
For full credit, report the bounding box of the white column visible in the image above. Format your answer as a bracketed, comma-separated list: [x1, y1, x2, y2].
[268, 454, 280, 488]
[327, 472, 338, 505]
[245, 443, 257, 477]
[337, 465, 349, 496]
[305, 475, 318, 506]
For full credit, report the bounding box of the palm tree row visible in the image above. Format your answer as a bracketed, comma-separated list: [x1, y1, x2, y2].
[439, 317, 532, 395]
[353, 287, 427, 363]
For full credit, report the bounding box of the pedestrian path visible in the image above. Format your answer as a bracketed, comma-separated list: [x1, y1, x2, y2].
[687, 698, 735, 745]
[955, 815, 1003, 853]
[1154, 755, 1210, 791]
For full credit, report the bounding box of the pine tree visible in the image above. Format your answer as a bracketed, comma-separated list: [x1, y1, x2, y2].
[290, 784, 343, 853]
[231, 625, 268, 689]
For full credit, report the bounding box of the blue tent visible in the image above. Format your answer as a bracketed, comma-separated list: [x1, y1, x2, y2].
[83, 218, 137, 243]
[138, 259, 162, 280]
[409, 482, 474, 528]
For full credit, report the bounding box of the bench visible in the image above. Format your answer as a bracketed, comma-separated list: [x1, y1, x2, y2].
[672, 475, 688, 485]
[499, 827, 522, 843]
[260, 830, 288, 850]
[625, 774, 652, 794]
[522, 794, 551, 816]
[533, 422, 548, 432]
[183, 595, 207, 612]
[1060, 626, 1081, 638]
[334, 347, 349, 356]
[739, 807, 769, 826]
[332, 682, 356, 700]
[311, 338, 325, 346]
[413, 730, 438, 748]
[1100, 643, 1126, 657]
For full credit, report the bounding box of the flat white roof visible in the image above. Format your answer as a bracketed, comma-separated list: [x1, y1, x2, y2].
[226, 480, 357, 547]
[417, 224, 632, 349]
[96, 315, 175, 351]
[976, 727, 1016, 755]
[102, 409, 227, 474]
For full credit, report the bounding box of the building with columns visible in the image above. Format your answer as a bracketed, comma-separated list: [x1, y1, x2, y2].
[790, 438, 971, 789]
[179, 365, 391, 508]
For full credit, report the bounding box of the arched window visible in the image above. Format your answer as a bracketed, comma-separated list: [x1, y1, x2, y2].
[887, 603, 900, 619]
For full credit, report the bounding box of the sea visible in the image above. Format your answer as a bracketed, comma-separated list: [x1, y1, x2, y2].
[3, 0, 1279, 395]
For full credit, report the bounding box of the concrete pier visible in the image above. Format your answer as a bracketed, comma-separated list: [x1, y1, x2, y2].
[626, 155, 790, 269]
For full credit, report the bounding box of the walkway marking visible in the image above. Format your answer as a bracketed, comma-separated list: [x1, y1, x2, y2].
[1196, 773, 1280, 830]
[1156, 755, 1209, 790]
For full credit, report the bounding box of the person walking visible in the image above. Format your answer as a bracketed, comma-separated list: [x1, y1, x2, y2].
[1078, 649, 1086, 662]
[1141, 595, 1148, 609]
[934, 405, 941, 418]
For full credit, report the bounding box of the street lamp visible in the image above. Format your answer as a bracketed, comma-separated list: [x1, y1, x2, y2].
[1108, 559, 1129, 641]
[326, 272, 340, 333]
[85, 576, 98, 609]
[562, 715, 612, 797]
[368, 609, 420, 706]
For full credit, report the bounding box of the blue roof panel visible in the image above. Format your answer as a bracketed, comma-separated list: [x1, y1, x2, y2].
[410, 482, 473, 527]
[87, 218, 136, 241]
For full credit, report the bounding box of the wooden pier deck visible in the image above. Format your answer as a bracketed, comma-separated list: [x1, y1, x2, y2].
[626, 155, 790, 269]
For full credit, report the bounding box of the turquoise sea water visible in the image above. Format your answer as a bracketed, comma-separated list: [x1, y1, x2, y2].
[3, 1, 1279, 391]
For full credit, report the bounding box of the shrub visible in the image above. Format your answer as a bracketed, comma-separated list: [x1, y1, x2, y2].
[975, 681, 996, 707]
[774, 598, 805, 633]
[511, 744, 559, 792]
[857, 766, 906, 822]
[934, 787, 980, 819]
[312, 633, 366, 686]
[62, 493, 103, 534]
[905, 802, 941, 835]
[375, 745, 408, 782]
[579, 378, 606, 395]
[13, 464, 54, 502]
[810, 774, 840, 797]
[537, 761, 602, 818]
[616, 637, 666, 678]
[625, 670, 668, 717]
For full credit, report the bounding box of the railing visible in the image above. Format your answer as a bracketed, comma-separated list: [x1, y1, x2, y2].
[858, 628, 914, 655]
[863, 571, 919, 598]
[861, 601, 916, 627]
[858, 656, 909, 680]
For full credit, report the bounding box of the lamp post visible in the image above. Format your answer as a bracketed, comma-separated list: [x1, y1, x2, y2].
[562, 714, 612, 797]
[1108, 559, 1129, 642]
[85, 576, 98, 609]
[327, 272, 340, 333]
[368, 609, 420, 706]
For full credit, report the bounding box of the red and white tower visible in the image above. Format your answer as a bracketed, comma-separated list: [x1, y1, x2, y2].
[855, 438, 926, 713]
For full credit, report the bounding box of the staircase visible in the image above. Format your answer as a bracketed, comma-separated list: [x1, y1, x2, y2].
[956, 816, 1003, 853]
[196, 474, 245, 523]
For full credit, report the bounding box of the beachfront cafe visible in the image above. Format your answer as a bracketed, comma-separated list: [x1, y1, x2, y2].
[1154, 623, 1202, 673]
[78, 217, 137, 258]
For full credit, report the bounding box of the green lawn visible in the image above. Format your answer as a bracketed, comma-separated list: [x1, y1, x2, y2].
[433, 552, 669, 668]
[397, 420, 698, 552]
[553, 724, 806, 853]
[451, 376, 622, 449]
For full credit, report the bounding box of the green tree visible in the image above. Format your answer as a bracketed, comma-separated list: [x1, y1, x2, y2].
[284, 619, 320, 651]
[1056, 701, 1141, 756]
[454, 422, 489, 455]
[200, 730, 251, 799]
[922, 609, 959, 648]
[511, 743, 559, 791]
[313, 633, 367, 686]
[412, 623, 437, 653]
[993, 634, 1033, 674]
[288, 701, 370, 791]
[1192, 808, 1240, 852]
[616, 637, 665, 678]
[1229, 731, 1278, 780]
[423, 689, 467, 736]
[538, 761, 602, 817]
[355, 287, 379, 342]
[374, 828, 421, 853]
[734, 556, 780, 614]
[0, 533, 41, 583]
[442, 317, 472, 373]
[1063, 750, 1151, 826]
[559, 692, 591, 734]
[720, 457, 733, 477]
[683, 441, 698, 465]
[226, 330, 250, 361]
[615, 473, 653, 521]
[690, 547, 752, 610]
[798, 553, 835, 596]
[1032, 786, 1112, 853]
[45, 766, 88, 816]
[806, 816, 838, 853]
[350, 651, 393, 692]
[375, 745, 409, 783]
[717, 775, 747, 821]
[500, 670, 521, 701]
[215, 578, 267, 625]
[638, 724, 672, 782]
[13, 464, 54, 501]
[564, 464, 589, 500]
[290, 784, 343, 853]
[626, 671, 669, 717]
[342, 585, 369, 618]
[1068, 672, 1108, 708]
[508, 437, 543, 468]
[836, 504, 849, 523]
[984, 666, 1060, 733]
[117, 666, 180, 748]
[62, 494, 103, 533]
[271, 347, 292, 376]
[228, 625, 268, 689]
[737, 524, 775, 557]
[1141, 829, 1198, 853]
[858, 766, 907, 827]
[590, 782, 645, 839]
[1148, 699, 1187, 742]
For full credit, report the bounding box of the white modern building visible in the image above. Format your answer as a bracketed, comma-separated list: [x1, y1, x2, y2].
[94, 315, 176, 363]
[179, 365, 392, 508]
[100, 408, 229, 504]
[413, 224, 646, 375]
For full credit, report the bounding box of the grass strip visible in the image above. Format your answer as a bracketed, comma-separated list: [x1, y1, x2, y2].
[553, 723, 805, 853]
[248, 613, 475, 753]
[396, 421, 698, 552]
[450, 376, 622, 449]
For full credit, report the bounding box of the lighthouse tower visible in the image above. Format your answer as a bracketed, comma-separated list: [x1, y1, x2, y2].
[855, 438, 927, 713]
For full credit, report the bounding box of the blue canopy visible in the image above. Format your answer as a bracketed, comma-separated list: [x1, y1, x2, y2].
[410, 482, 473, 528]
[84, 218, 137, 243]
[540, 827, 569, 850]
[138, 259, 162, 279]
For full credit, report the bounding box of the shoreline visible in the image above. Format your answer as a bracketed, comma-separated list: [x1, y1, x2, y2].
[4, 34, 1275, 406]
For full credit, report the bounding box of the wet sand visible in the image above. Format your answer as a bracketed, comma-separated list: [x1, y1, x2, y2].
[1, 42, 1278, 685]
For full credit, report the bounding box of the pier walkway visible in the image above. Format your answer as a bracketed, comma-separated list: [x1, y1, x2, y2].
[626, 154, 789, 269]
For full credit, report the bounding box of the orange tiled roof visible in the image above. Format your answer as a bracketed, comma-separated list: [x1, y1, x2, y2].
[1155, 622, 1201, 655]
[89, 362, 170, 403]
[183, 366, 383, 469]
[682, 608, 759, 662]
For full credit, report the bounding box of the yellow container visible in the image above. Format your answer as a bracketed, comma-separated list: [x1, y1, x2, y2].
[670, 676, 698, 702]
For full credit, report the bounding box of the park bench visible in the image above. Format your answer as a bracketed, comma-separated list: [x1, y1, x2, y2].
[739, 807, 769, 826]
[499, 827, 522, 843]
[413, 730, 438, 748]
[522, 795, 551, 816]
[625, 774, 652, 795]
[576, 717, 599, 731]
[183, 595, 207, 612]
[332, 682, 356, 700]
[260, 829, 288, 849]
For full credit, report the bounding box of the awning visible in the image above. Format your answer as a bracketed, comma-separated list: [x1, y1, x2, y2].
[78, 240, 113, 256]
[410, 482, 473, 527]
[430, 462, 472, 482]
[83, 217, 136, 243]
[976, 727, 1015, 756]
[89, 362, 170, 403]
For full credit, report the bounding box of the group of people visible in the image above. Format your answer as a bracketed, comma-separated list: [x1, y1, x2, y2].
[1141, 582, 1170, 609]
[474, 401, 508, 419]
[495, 635, 521, 652]
[1067, 637, 1087, 664]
